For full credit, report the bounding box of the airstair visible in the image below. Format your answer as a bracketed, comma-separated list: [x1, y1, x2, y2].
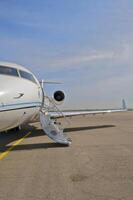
[40, 95, 72, 145]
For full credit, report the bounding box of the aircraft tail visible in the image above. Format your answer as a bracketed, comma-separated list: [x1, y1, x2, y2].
[122, 99, 127, 110]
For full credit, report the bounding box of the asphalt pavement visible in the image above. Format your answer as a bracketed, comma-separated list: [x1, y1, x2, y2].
[0, 112, 133, 200]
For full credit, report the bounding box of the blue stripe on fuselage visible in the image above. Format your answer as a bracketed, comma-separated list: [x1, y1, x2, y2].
[0, 102, 42, 112]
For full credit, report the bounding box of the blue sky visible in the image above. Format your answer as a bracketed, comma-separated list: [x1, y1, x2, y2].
[0, 0, 133, 109]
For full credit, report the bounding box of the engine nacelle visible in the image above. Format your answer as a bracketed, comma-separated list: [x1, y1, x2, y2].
[53, 90, 65, 102]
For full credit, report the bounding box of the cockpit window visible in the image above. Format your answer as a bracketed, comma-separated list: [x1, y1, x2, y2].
[19, 70, 37, 84]
[0, 66, 19, 77]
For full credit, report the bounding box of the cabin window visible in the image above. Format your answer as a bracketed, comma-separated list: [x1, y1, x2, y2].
[0, 66, 19, 77]
[19, 70, 37, 84]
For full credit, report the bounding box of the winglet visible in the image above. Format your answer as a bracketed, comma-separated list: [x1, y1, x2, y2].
[122, 99, 127, 111]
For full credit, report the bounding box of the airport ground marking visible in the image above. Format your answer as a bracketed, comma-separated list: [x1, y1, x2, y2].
[0, 131, 32, 160]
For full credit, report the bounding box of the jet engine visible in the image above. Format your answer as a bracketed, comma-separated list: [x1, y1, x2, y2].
[53, 90, 65, 102]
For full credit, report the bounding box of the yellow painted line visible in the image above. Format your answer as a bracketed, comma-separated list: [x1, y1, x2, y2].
[0, 131, 32, 160]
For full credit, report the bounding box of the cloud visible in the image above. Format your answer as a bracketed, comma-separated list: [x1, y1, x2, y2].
[35, 41, 133, 69]
[43, 51, 114, 68]
[1, 30, 133, 71]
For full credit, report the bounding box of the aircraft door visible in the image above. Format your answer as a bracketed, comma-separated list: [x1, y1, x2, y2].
[0, 101, 6, 131]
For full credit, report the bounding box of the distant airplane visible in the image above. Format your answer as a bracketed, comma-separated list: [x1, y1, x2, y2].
[0, 62, 127, 145]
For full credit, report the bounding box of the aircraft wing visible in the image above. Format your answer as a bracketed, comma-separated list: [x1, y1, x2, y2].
[49, 99, 127, 118]
[40, 99, 127, 146]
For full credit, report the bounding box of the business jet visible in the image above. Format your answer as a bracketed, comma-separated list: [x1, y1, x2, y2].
[0, 62, 127, 145]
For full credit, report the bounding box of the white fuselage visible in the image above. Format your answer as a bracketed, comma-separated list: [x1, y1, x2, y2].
[0, 62, 43, 132]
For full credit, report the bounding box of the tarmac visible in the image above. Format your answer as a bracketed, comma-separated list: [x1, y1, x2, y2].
[0, 111, 133, 200]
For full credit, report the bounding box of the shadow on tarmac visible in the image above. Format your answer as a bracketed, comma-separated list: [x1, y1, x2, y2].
[64, 125, 115, 133]
[4, 143, 67, 151]
[0, 124, 115, 152]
